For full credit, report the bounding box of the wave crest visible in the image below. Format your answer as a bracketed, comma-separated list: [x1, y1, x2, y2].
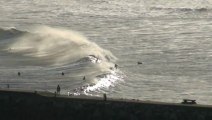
[7, 26, 117, 66]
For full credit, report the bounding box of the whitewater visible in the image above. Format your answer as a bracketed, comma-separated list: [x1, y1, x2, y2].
[0, 0, 212, 104]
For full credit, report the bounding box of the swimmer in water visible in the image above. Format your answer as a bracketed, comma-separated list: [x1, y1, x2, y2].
[18, 72, 21, 76]
[61, 72, 64, 75]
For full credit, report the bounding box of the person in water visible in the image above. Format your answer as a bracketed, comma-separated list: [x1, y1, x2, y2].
[83, 76, 86, 80]
[61, 72, 64, 76]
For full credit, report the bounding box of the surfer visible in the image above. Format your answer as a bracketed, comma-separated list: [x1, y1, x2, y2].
[96, 58, 99, 63]
[18, 72, 21, 76]
[137, 61, 142, 65]
[115, 64, 118, 69]
[83, 76, 86, 80]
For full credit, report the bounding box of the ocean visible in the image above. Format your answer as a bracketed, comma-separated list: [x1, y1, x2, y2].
[0, 0, 211, 104]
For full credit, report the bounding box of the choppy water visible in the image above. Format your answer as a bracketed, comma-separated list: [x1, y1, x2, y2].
[0, 0, 212, 104]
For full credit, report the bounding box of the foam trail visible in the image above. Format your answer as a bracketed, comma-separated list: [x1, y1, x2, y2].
[69, 69, 125, 96]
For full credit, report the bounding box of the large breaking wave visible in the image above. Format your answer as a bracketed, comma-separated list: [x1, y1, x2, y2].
[7, 26, 116, 65]
[0, 26, 124, 95]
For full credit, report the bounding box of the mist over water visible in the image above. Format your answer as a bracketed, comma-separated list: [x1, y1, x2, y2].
[8, 26, 116, 65]
[0, 0, 212, 104]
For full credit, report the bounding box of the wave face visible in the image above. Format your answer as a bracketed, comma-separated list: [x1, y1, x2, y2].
[0, 26, 124, 95]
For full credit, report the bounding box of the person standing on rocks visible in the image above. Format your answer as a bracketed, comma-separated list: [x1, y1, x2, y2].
[57, 85, 61, 94]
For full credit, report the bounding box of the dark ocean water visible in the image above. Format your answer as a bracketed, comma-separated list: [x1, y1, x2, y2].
[0, 0, 212, 104]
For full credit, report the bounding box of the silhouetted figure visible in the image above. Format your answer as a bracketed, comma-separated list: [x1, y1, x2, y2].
[57, 85, 61, 94]
[103, 93, 107, 101]
[83, 76, 86, 80]
[18, 72, 21, 76]
[7, 84, 9, 89]
[54, 91, 57, 97]
[114, 64, 118, 69]
[137, 62, 142, 65]
[61, 72, 64, 76]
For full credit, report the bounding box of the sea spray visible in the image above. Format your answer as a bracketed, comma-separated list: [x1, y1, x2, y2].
[8, 26, 117, 66]
[1, 26, 124, 95]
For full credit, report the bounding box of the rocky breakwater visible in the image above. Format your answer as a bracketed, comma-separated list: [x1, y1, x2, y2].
[0, 89, 212, 120]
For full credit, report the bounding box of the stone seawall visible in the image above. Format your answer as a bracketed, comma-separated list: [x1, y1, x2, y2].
[0, 89, 212, 120]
